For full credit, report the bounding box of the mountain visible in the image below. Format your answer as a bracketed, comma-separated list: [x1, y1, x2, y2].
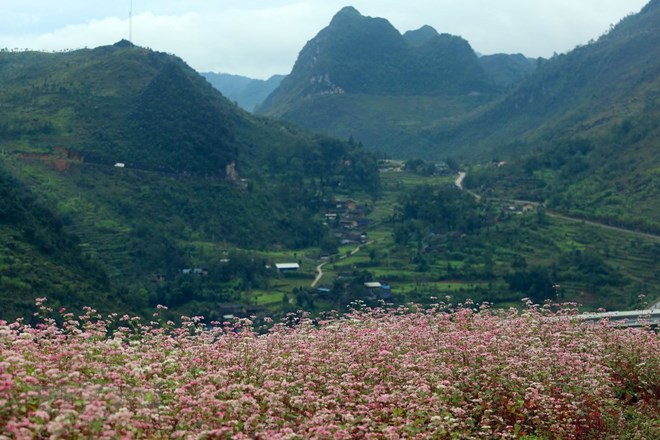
[436, 0, 659, 157]
[0, 40, 380, 319]
[202, 72, 284, 111]
[403, 29, 539, 89]
[403, 25, 440, 46]
[457, 0, 660, 232]
[0, 40, 239, 175]
[257, 7, 501, 156]
[478, 53, 539, 88]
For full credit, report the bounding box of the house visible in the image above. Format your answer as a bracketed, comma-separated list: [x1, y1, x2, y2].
[275, 263, 300, 272]
[380, 283, 393, 300]
[339, 218, 358, 229]
[364, 281, 394, 300]
[433, 162, 451, 175]
[114, 162, 125, 168]
[180, 268, 207, 276]
[336, 200, 357, 211]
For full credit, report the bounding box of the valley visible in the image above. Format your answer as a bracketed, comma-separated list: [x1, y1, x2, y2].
[8, 147, 657, 321]
[0, 2, 658, 437]
[0, 3, 658, 324]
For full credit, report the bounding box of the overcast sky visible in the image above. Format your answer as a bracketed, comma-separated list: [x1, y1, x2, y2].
[0, 0, 649, 79]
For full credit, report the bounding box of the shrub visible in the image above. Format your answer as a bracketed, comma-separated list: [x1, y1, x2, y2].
[0, 299, 657, 438]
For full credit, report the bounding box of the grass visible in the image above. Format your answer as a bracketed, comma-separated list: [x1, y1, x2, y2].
[3, 158, 658, 316]
[315, 169, 660, 311]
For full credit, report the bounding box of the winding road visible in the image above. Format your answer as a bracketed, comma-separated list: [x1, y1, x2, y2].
[311, 241, 374, 288]
[455, 171, 660, 242]
[311, 172, 658, 290]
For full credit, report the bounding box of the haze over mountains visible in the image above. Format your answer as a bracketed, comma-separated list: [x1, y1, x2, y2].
[201, 72, 284, 111]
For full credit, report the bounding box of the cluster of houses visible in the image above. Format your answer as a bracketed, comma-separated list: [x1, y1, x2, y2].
[501, 201, 537, 215]
[325, 199, 372, 244]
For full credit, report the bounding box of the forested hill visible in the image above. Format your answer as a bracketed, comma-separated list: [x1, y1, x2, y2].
[460, 0, 660, 233]
[0, 40, 372, 177]
[0, 41, 381, 320]
[0, 41, 237, 175]
[434, 0, 660, 159]
[259, 6, 491, 113]
[255, 6, 536, 157]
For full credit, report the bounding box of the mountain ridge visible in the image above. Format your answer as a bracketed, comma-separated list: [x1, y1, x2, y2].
[202, 72, 284, 111]
[455, 0, 659, 233]
[256, 6, 535, 156]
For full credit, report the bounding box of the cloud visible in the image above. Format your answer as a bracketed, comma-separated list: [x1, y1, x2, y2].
[0, 0, 649, 78]
[1, 18, 124, 52]
[0, 3, 335, 78]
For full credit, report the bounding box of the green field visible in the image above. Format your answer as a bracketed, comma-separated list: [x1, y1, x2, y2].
[288, 168, 658, 313]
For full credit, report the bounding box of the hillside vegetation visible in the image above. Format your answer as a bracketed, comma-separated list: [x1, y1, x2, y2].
[0, 3, 657, 320]
[0, 41, 380, 320]
[0, 168, 116, 318]
[460, 0, 660, 233]
[256, 7, 533, 156]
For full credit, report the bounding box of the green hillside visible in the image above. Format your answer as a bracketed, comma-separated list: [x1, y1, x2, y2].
[0, 41, 245, 175]
[0, 167, 116, 320]
[479, 53, 538, 88]
[435, 0, 659, 157]
[256, 7, 507, 156]
[455, 0, 660, 233]
[0, 41, 381, 320]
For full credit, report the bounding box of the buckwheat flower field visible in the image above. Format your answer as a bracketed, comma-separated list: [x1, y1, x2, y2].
[1, 299, 658, 439]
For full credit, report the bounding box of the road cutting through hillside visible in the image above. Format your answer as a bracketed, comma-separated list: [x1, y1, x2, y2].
[311, 241, 374, 288]
[455, 171, 659, 242]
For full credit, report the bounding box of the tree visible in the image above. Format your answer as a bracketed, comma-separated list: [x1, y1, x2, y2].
[505, 266, 555, 304]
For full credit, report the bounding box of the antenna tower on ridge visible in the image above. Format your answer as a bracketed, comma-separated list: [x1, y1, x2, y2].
[129, 0, 133, 42]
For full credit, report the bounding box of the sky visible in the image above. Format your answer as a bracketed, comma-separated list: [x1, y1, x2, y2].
[0, 0, 649, 79]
